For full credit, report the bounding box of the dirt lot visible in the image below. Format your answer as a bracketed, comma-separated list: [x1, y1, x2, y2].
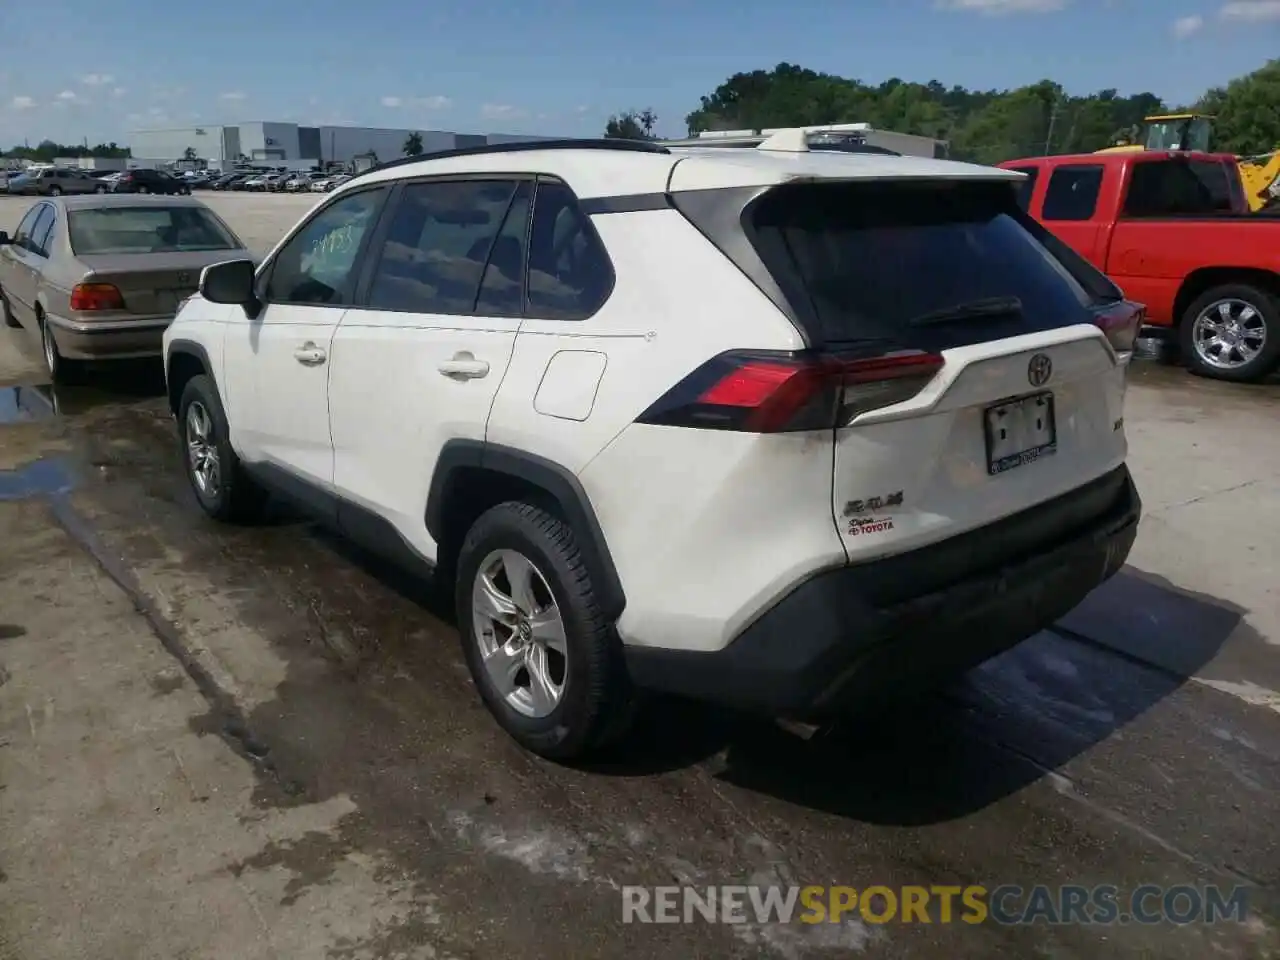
[0, 193, 1278, 959]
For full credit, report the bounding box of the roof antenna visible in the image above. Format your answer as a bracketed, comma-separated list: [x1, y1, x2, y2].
[756, 128, 810, 153]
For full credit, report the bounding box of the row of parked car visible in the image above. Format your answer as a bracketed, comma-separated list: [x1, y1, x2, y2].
[3, 167, 194, 196]
[198, 170, 353, 194]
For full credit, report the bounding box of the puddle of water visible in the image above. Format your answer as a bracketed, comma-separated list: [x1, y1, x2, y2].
[0, 385, 57, 424]
[0, 457, 75, 500]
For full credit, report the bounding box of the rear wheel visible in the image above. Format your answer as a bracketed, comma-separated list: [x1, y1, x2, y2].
[94, 184, 107, 194]
[39, 311, 81, 383]
[47, 186, 62, 197]
[177, 374, 266, 522]
[456, 502, 635, 761]
[0, 285, 18, 328]
[138, 185, 150, 194]
[1179, 283, 1280, 383]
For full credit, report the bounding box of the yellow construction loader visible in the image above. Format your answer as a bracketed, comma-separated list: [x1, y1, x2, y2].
[1095, 112, 1278, 212]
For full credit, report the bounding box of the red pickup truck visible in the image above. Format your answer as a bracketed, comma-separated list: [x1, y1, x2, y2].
[999, 151, 1280, 382]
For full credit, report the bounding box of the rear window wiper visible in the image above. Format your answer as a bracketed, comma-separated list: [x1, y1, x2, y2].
[908, 296, 1023, 327]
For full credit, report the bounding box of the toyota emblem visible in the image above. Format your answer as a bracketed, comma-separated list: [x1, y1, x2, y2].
[1027, 353, 1053, 387]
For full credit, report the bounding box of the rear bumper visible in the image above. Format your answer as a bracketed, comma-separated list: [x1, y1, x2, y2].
[625, 465, 1141, 718]
[47, 313, 171, 360]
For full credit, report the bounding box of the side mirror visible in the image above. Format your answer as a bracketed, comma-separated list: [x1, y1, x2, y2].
[199, 258, 257, 307]
[0, 230, 9, 245]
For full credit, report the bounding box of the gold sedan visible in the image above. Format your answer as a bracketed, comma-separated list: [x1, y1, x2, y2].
[0, 194, 251, 381]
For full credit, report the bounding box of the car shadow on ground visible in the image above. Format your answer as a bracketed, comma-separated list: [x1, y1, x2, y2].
[593, 567, 1243, 826]
[0, 359, 167, 421]
[305, 521, 1244, 827]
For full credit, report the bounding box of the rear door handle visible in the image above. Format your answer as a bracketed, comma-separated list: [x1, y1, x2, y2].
[438, 352, 490, 380]
[294, 342, 327, 366]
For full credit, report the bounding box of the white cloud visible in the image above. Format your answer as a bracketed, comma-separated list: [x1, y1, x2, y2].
[574, 105, 590, 114]
[79, 73, 114, 87]
[112, 87, 126, 98]
[1172, 13, 1205, 35]
[381, 94, 451, 109]
[219, 91, 246, 102]
[935, 0, 1066, 11]
[481, 103, 528, 120]
[56, 90, 79, 101]
[1220, 0, 1280, 19]
[9, 95, 36, 110]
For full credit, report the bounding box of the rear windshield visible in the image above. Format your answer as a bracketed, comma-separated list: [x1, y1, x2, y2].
[742, 179, 1112, 350]
[69, 206, 239, 255]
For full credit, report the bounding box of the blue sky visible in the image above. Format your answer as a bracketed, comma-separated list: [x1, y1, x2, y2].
[1, 0, 1277, 147]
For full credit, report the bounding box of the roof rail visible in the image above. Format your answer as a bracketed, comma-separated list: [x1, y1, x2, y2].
[352, 137, 671, 179]
[756, 128, 810, 153]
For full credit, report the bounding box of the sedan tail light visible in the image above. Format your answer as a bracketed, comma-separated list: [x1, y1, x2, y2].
[70, 283, 125, 311]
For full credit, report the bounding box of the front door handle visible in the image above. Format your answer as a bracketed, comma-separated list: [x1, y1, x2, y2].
[294, 342, 327, 366]
[437, 352, 490, 380]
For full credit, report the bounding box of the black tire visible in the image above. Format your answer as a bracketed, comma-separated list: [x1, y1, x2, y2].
[47, 186, 62, 197]
[455, 502, 635, 761]
[138, 185, 149, 194]
[39, 312, 83, 384]
[94, 185, 107, 194]
[1179, 282, 1280, 383]
[0, 285, 18, 328]
[177, 374, 266, 522]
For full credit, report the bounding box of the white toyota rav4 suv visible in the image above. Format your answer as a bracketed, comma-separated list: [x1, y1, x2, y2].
[163, 135, 1142, 760]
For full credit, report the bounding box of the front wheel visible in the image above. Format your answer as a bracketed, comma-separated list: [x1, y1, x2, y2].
[455, 502, 635, 761]
[1179, 283, 1280, 383]
[94, 185, 107, 194]
[177, 374, 266, 522]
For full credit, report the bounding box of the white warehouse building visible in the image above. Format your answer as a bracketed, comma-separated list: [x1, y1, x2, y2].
[128, 121, 556, 169]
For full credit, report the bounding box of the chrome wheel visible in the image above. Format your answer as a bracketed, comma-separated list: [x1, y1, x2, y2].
[1191, 298, 1267, 371]
[185, 401, 221, 497]
[471, 549, 568, 719]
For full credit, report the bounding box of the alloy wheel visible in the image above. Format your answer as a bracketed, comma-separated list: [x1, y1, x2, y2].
[185, 401, 221, 498]
[471, 549, 568, 719]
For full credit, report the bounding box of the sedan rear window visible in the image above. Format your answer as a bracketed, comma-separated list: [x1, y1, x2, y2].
[69, 206, 239, 255]
[743, 179, 1110, 351]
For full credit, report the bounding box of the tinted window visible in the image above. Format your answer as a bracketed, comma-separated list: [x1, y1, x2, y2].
[1042, 165, 1103, 221]
[30, 206, 55, 255]
[1122, 158, 1235, 217]
[526, 180, 613, 320]
[1006, 167, 1039, 210]
[743, 179, 1102, 351]
[366, 179, 519, 315]
[12, 204, 42, 243]
[25, 206, 54, 255]
[69, 206, 239, 254]
[266, 187, 385, 305]
[475, 181, 532, 317]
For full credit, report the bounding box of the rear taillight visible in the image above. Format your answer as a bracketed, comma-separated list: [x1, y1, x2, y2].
[1094, 300, 1144, 360]
[70, 283, 125, 312]
[636, 349, 944, 433]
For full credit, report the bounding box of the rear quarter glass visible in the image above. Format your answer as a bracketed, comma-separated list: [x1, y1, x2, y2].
[683, 179, 1117, 353]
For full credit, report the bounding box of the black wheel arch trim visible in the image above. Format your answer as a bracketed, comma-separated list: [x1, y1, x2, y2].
[426, 439, 627, 621]
[165, 338, 215, 412]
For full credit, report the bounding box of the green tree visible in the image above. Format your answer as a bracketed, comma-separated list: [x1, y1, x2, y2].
[604, 111, 656, 139]
[403, 131, 424, 156]
[1198, 59, 1280, 156]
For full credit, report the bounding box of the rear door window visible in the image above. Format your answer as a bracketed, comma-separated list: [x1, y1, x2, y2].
[742, 179, 1107, 351]
[25, 205, 54, 256]
[1041, 165, 1103, 221]
[1122, 158, 1236, 217]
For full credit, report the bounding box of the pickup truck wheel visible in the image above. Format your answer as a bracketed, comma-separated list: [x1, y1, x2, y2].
[1180, 283, 1280, 383]
[177, 374, 266, 523]
[456, 502, 635, 761]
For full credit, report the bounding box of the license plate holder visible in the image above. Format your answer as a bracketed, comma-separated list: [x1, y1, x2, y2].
[984, 392, 1057, 476]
